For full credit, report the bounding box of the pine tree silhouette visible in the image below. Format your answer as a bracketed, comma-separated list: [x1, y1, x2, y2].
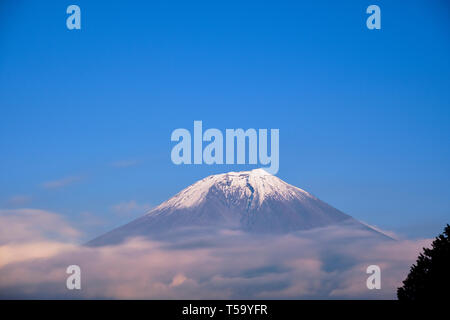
[397, 224, 450, 300]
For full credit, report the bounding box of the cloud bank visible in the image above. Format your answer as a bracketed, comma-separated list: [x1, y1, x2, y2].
[0, 210, 431, 299]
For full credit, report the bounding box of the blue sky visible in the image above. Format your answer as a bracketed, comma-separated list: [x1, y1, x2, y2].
[0, 0, 449, 240]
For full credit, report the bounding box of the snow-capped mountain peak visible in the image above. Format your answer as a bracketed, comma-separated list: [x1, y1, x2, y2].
[153, 168, 312, 211]
[88, 170, 388, 246]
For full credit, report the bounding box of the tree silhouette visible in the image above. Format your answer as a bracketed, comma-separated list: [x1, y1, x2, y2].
[397, 224, 450, 300]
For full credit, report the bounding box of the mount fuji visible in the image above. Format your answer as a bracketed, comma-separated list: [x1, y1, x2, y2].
[88, 169, 389, 246]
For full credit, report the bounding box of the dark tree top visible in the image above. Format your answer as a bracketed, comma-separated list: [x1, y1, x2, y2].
[397, 224, 450, 300]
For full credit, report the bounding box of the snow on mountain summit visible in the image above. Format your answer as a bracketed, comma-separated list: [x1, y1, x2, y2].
[154, 168, 312, 211]
[88, 169, 387, 246]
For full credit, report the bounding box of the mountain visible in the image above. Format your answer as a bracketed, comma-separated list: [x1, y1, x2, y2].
[88, 169, 388, 246]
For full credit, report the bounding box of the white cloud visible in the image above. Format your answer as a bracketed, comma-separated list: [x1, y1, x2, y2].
[110, 160, 139, 168]
[6, 195, 32, 206]
[0, 241, 76, 268]
[111, 200, 152, 217]
[41, 176, 83, 189]
[0, 210, 433, 299]
[0, 209, 80, 244]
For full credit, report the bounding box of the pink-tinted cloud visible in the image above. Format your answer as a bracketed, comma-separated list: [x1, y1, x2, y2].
[0, 211, 433, 299]
[0, 209, 80, 244]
